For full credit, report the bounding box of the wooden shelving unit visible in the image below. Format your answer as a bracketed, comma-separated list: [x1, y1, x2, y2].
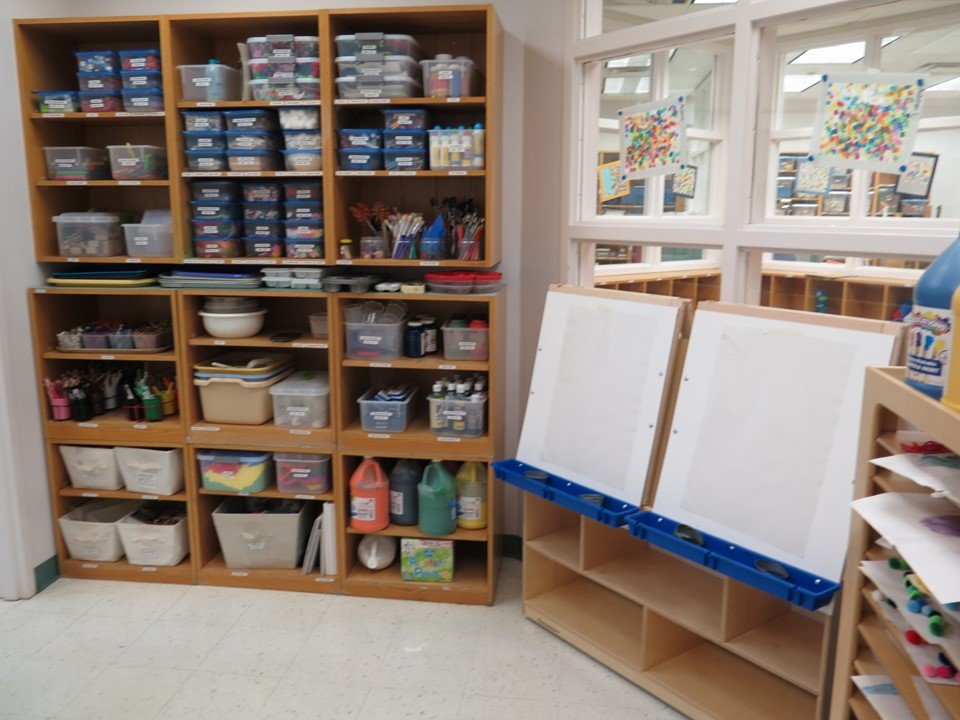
[830, 367, 960, 719]
[19, 6, 503, 605]
[595, 268, 915, 320]
[522, 493, 832, 719]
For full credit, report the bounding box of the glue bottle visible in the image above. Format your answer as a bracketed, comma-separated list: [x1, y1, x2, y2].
[907, 232, 960, 399]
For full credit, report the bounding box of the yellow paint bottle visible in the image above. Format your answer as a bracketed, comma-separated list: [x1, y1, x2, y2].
[455, 461, 487, 530]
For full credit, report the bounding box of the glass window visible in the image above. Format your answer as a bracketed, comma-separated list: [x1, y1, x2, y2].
[596, 0, 737, 35]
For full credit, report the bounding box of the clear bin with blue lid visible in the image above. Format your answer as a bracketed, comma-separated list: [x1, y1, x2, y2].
[182, 109, 225, 132]
[120, 69, 163, 89]
[190, 200, 239, 220]
[75, 50, 119, 73]
[198, 450, 273, 493]
[243, 201, 282, 220]
[121, 88, 164, 113]
[76, 72, 122, 91]
[183, 130, 226, 152]
[338, 129, 381, 149]
[119, 49, 161, 71]
[78, 90, 122, 113]
[222, 108, 279, 132]
[338, 148, 383, 171]
[244, 238, 283, 257]
[177, 61, 241, 102]
[285, 182, 321, 202]
[284, 237, 322, 258]
[192, 218, 241, 240]
[226, 149, 281, 172]
[383, 130, 426, 150]
[384, 148, 426, 171]
[357, 387, 416, 432]
[35, 91, 79, 114]
[334, 33, 422, 60]
[224, 130, 282, 151]
[242, 182, 282, 203]
[284, 202, 322, 221]
[245, 218, 284, 238]
[382, 108, 428, 130]
[282, 130, 321, 150]
[194, 238, 241, 258]
[191, 180, 240, 201]
[335, 74, 421, 100]
[284, 219, 323, 239]
[335, 54, 419, 78]
[283, 149, 322, 172]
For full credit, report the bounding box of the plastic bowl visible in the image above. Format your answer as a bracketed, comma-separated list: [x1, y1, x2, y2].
[199, 309, 267, 338]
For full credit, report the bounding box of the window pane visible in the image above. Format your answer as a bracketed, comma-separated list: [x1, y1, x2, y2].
[772, 146, 853, 218]
[598, 0, 737, 35]
[661, 246, 704, 261]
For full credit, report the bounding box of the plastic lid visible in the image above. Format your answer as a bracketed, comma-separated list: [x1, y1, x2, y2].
[35, 90, 77, 96]
[224, 130, 279, 136]
[77, 71, 120, 77]
[185, 149, 225, 155]
[283, 149, 321, 155]
[225, 149, 278, 155]
[221, 109, 274, 116]
[78, 90, 120, 96]
[383, 129, 426, 134]
[141, 209, 172, 225]
[120, 88, 163, 95]
[269, 370, 330, 396]
[119, 48, 160, 54]
[53, 212, 121, 223]
[120, 69, 162, 75]
[198, 450, 270, 462]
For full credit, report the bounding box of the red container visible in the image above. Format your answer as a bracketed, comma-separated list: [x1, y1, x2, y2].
[349, 457, 389, 532]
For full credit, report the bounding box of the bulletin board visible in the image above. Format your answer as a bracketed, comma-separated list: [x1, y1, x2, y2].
[652, 303, 902, 582]
[517, 285, 687, 506]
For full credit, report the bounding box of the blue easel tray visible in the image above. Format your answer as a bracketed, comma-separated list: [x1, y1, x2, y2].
[492, 459, 638, 527]
[626, 510, 839, 610]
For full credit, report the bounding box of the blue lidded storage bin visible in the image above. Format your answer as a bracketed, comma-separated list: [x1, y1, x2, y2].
[182, 131, 226, 152]
[338, 148, 383, 171]
[224, 130, 283, 151]
[190, 200, 240, 220]
[284, 237, 322, 259]
[191, 218, 241, 240]
[337, 128, 381, 149]
[243, 202, 283, 220]
[35, 90, 79, 113]
[243, 237, 283, 258]
[75, 50, 120, 73]
[384, 149, 426, 171]
[190, 180, 240, 202]
[184, 149, 227, 172]
[181, 109, 225, 132]
[284, 202, 322, 221]
[222, 108, 279, 131]
[382, 108, 428, 130]
[284, 219, 323, 239]
[120, 69, 163, 89]
[244, 219, 285, 239]
[121, 88, 164, 113]
[383, 130, 426, 150]
[118, 49, 161, 71]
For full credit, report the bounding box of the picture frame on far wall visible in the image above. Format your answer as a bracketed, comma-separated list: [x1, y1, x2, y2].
[895, 152, 939, 199]
[823, 194, 849, 216]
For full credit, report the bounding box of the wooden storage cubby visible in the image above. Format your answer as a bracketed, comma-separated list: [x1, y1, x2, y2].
[770, 274, 809, 311]
[841, 281, 885, 320]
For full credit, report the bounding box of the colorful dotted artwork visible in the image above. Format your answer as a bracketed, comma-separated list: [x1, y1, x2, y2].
[598, 160, 629, 202]
[673, 165, 697, 198]
[896, 152, 938, 198]
[618, 95, 686, 179]
[810, 72, 926, 172]
[794, 161, 831, 196]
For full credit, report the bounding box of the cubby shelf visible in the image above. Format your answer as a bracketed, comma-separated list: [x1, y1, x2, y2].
[334, 96, 485, 106]
[36, 180, 171, 187]
[42, 350, 176, 361]
[334, 170, 485, 178]
[60, 557, 194, 585]
[58, 487, 188, 502]
[198, 486, 335, 502]
[342, 357, 487, 371]
[345, 523, 487, 542]
[30, 112, 166, 123]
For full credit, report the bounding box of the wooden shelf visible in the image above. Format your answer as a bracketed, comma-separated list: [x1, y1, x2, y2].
[345, 291, 501, 303]
[199, 554, 338, 593]
[333, 259, 495, 268]
[45, 409, 183, 443]
[198, 486, 334, 502]
[42, 349, 176, 362]
[849, 692, 882, 720]
[177, 100, 320, 109]
[181, 171, 323, 178]
[875, 431, 899, 455]
[346, 522, 487, 542]
[188, 334, 328, 350]
[187, 422, 335, 450]
[723, 611, 824, 694]
[335, 170, 485, 178]
[334, 96, 485, 106]
[39, 255, 176, 264]
[60, 557, 193, 584]
[342, 356, 487, 371]
[30, 111, 165, 124]
[853, 648, 885, 676]
[527, 526, 580, 570]
[59, 486, 187, 502]
[36, 179, 170, 187]
[182, 257, 327, 266]
[339, 416, 493, 460]
[344, 551, 488, 604]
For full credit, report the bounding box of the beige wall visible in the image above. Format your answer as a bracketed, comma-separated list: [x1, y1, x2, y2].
[0, 0, 565, 571]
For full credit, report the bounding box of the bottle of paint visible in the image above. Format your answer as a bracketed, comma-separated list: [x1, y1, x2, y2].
[389, 458, 421, 526]
[418, 460, 457, 536]
[455, 461, 487, 529]
[906, 233, 960, 399]
[349, 457, 389, 532]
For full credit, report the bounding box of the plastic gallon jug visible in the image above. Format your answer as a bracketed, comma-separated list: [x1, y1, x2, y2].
[906, 234, 960, 399]
[418, 460, 457, 536]
[349, 457, 389, 532]
[389, 458, 421, 526]
[455, 461, 487, 530]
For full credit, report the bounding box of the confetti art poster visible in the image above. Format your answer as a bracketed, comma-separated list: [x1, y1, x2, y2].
[896, 152, 939, 198]
[618, 95, 687, 179]
[810, 72, 926, 173]
[598, 160, 629, 202]
[794, 161, 831, 196]
[673, 165, 697, 198]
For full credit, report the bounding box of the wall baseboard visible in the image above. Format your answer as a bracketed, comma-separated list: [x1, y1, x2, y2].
[33, 555, 58, 594]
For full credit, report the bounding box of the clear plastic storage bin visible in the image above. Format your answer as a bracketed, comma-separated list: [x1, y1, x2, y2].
[283, 149, 322, 172]
[270, 370, 330, 429]
[273, 453, 331, 494]
[213, 499, 308, 569]
[382, 108, 429, 130]
[77, 72, 122, 91]
[421, 55, 477, 98]
[284, 219, 323, 239]
[59, 445, 122, 490]
[121, 89, 164, 113]
[338, 148, 383, 171]
[198, 450, 272, 492]
[335, 74, 421, 99]
[183, 131, 226, 152]
[185, 149, 227, 172]
[35, 90, 79, 113]
[224, 131, 282, 151]
[284, 237, 322, 258]
[278, 107, 319, 130]
[182, 110, 225, 132]
[53, 212, 124, 256]
[384, 149, 426, 171]
[123, 209, 173, 257]
[190, 200, 239, 219]
[383, 129, 426, 149]
[244, 238, 282, 257]
[117, 513, 188, 566]
[338, 129, 381, 149]
[192, 219, 241, 240]
[191, 180, 239, 201]
[282, 130, 321, 150]
[178, 63, 241, 101]
[115, 447, 184, 495]
[107, 144, 167, 180]
[59, 500, 140, 562]
[428, 395, 486, 437]
[226, 149, 281, 172]
[336, 54, 419, 78]
[75, 50, 119, 73]
[78, 90, 122, 112]
[442, 323, 489, 360]
[344, 319, 403, 360]
[242, 182, 282, 202]
[428, 127, 485, 169]
[334, 33, 422, 60]
[285, 182, 321, 201]
[44, 146, 109, 180]
[358, 388, 416, 433]
[244, 218, 283, 238]
[249, 78, 320, 101]
[120, 69, 162, 89]
[243, 202, 282, 220]
[284, 202, 322, 221]
[119, 49, 161, 71]
[194, 238, 241, 258]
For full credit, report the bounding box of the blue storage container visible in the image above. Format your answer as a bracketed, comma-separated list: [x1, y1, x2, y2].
[118, 49, 161, 71]
[337, 128, 382, 149]
[190, 200, 240, 220]
[75, 50, 119, 73]
[384, 149, 426, 171]
[224, 130, 283, 151]
[190, 180, 240, 202]
[120, 88, 164, 113]
[244, 219, 285, 238]
[182, 131, 226, 152]
[284, 202, 323, 221]
[243, 202, 283, 220]
[338, 148, 383, 171]
[285, 237, 323, 259]
[243, 237, 283, 258]
[181, 109, 225, 132]
[191, 218, 241, 240]
[120, 69, 163, 89]
[222, 108, 279, 131]
[383, 129, 426, 149]
[382, 108, 429, 130]
[184, 149, 227, 172]
[284, 219, 323, 239]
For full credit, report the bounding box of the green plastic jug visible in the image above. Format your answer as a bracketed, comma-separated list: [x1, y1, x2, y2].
[418, 460, 457, 536]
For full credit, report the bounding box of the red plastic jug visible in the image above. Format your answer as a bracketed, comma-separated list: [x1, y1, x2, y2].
[350, 457, 389, 532]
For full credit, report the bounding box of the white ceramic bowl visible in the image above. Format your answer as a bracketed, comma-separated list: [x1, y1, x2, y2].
[199, 309, 267, 338]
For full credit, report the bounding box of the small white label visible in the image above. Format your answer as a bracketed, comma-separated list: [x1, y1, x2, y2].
[370, 362, 392, 368]
[292, 342, 327, 349]
[196, 101, 217, 107]
[81, 492, 99, 497]
[438, 436, 462, 443]
[447, 97, 462, 103]
[140, 494, 159, 500]
[449, 170, 468, 176]
[81, 563, 98, 569]
[247, 540, 264, 550]
[132, 423, 148, 430]
[420, 261, 440, 267]
[387, 171, 416, 176]
[439, 364, 457, 370]
[337, 170, 375, 176]
[289, 429, 312, 436]
[336, 259, 353, 265]
[390, 489, 404, 516]
[458, 496, 483, 520]
[231, 571, 249, 577]
[141, 566, 157, 573]
[43, 112, 65, 118]
[315, 576, 335, 583]
[351, 496, 377, 521]
[192, 425, 221, 432]
[100, 354, 115, 360]
[213, 340, 227, 345]
[368, 433, 390, 439]
[66, 257, 80, 262]
[66, 180, 87, 186]
[118, 180, 141, 186]
[124, 258, 143, 264]
[77, 422, 98, 428]
[184, 258, 226, 264]
[295, 494, 316, 500]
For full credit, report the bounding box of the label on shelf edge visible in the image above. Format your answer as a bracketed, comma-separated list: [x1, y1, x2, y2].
[35, 289, 45, 293]
[289, 429, 312, 435]
[42, 113, 64, 118]
[227, 171, 262, 177]
[182, 172, 223, 178]
[192, 425, 221, 432]
[336, 260, 353, 265]
[66, 181, 87, 186]
[337, 171, 375, 176]
[117, 180, 141, 186]
[141, 494, 158, 500]
[281, 259, 325, 265]
[196, 101, 217, 107]
[315, 576, 335, 583]
[100, 354, 115, 360]
[420, 261, 440, 267]
[67, 257, 80, 262]
[449, 171, 468, 176]
[81, 563, 98, 569]
[269, 100, 320, 106]
[276, 171, 322, 177]
[132, 423, 148, 430]
[184, 258, 226, 264]
[85, 112, 100, 117]
[446, 98, 462, 103]
[213, 340, 226, 345]
[141, 566, 157, 572]
[439, 364, 457, 370]
[387, 171, 416, 176]
[295, 494, 316, 500]
[231, 571, 249, 577]
[238, 492, 250, 496]
[232, 258, 273, 264]
[368, 433, 391, 439]
[77, 422, 98, 428]
[124, 258, 142, 263]
[292, 342, 327, 349]
[370, 362, 392, 368]
[81, 492, 99, 497]
[438, 436, 462, 443]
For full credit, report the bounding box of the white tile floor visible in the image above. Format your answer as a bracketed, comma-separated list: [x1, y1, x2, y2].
[0, 560, 685, 720]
